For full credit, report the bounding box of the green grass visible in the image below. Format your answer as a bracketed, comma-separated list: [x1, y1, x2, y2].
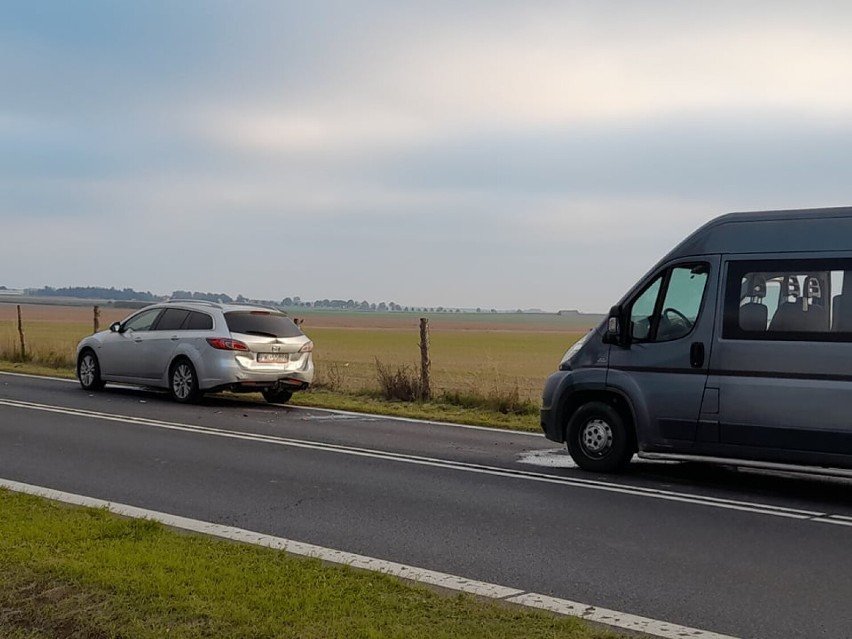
[290, 389, 540, 431]
[0, 490, 626, 639]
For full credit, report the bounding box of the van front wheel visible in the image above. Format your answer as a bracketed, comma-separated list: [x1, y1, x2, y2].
[566, 401, 634, 473]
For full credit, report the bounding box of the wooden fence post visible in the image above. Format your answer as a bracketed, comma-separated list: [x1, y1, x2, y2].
[419, 317, 431, 400]
[16, 305, 26, 361]
[93, 305, 101, 334]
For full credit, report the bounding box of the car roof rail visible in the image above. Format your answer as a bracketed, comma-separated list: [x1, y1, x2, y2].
[164, 299, 224, 309]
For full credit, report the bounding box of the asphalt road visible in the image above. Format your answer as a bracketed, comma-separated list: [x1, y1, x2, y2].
[1, 372, 851, 639]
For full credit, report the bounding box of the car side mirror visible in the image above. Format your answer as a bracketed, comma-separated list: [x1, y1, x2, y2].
[110, 321, 122, 333]
[602, 305, 629, 346]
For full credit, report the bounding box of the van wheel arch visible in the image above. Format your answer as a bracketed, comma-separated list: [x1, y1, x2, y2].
[560, 390, 637, 464]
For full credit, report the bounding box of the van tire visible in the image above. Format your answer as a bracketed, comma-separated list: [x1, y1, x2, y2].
[566, 401, 634, 473]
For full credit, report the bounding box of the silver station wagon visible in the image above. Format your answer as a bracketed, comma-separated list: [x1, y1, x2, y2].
[76, 300, 314, 404]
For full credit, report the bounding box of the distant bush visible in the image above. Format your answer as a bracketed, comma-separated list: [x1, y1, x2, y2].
[312, 361, 343, 392]
[375, 359, 422, 401]
[441, 384, 538, 416]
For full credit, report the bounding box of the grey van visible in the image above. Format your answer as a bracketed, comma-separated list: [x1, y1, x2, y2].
[541, 206, 852, 474]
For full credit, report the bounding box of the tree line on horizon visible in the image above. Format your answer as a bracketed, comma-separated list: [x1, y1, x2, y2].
[15, 285, 511, 313]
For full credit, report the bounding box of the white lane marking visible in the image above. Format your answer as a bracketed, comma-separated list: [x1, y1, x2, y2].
[506, 593, 738, 639]
[0, 398, 839, 524]
[0, 371, 542, 436]
[286, 403, 543, 435]
[0, 478, 741, 639]
[0, 371, 77, 383]
[517, 448, 577, 468]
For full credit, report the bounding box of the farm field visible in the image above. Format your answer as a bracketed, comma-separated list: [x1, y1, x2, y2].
[0, 303, 594, 402]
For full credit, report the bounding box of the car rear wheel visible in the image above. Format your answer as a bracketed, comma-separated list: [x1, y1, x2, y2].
[566, 400, 634, 473]
[77, 350, 105, 391]
[170, 358, 201, 404]
[262, 387, 293, 404]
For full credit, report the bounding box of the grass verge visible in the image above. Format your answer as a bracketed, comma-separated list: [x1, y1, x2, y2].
[0, 490, 625, 639]
[0, 361, 540, 432]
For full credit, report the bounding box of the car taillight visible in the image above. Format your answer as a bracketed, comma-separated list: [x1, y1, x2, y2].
[206, 337, 250, 351]
[299, 341, 314, 353]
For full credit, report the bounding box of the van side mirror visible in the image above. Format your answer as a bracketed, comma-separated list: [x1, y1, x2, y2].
[602, 305, 629, 346]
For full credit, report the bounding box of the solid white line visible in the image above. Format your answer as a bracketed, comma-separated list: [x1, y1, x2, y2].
[286, 403, 544, 435]
[0, 478, 741, 639]
[0, 371, 77, 383]
[0, 371, 542, 436]
[0, 398, 832, 523]
[506, 593, 739, 639]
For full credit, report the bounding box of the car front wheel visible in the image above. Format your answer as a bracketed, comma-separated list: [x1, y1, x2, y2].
[77, 350, 105, 391]
[170, 359, 201, 404]
[566, 401, 635, 473]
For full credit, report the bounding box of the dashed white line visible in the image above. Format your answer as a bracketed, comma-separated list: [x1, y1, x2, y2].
[1, 398, 846, 526]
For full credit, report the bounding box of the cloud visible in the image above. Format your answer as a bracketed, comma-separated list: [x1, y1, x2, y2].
[3, 1, 852, 310]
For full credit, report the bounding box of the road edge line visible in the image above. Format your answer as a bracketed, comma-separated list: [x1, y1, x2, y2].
[0, 478, 740, 639]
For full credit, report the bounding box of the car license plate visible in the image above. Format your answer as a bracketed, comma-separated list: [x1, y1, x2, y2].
[257, 353, 289, 363]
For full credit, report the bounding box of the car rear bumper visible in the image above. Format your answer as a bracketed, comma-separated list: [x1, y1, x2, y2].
[200, 354, 314, 390]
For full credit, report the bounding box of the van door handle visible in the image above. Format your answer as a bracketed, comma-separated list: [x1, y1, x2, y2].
[690, 342, 705, 368]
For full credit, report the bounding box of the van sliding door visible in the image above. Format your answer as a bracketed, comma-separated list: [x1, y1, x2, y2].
[712, 256, 852, 463]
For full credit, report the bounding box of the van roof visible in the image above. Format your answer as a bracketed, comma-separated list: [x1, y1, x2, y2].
[664, 205, 852, 258]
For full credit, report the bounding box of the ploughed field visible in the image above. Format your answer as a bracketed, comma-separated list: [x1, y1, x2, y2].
[0, 304, 593, 402]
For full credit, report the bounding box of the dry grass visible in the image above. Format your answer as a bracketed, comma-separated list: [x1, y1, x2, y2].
[0, 306, 588, 404]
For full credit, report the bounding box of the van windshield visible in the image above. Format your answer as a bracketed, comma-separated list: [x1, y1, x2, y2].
[224, 311, 303, 338]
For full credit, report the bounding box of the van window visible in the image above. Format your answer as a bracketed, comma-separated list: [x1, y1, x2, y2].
[630, 277, 662, 340]
[724, 258, 852, 340]
[629, 263, 709, 342]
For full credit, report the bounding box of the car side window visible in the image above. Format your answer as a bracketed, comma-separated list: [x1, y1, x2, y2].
[155, 308, 190, 331]
[123, 309, 162, 332]
[630, 263, 709, 343]
[184, 311, 213, 330]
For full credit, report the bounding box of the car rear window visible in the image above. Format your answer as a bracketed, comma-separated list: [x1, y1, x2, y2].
[224, 311, 302, 338]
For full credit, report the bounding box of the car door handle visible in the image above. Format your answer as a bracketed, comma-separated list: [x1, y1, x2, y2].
[170, 336, 180, 341]
[134, 337, 143, 343]
[690, 342, 705, 368]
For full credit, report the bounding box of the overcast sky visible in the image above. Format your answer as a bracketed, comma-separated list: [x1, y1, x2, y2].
[3, 2, 852, 311]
